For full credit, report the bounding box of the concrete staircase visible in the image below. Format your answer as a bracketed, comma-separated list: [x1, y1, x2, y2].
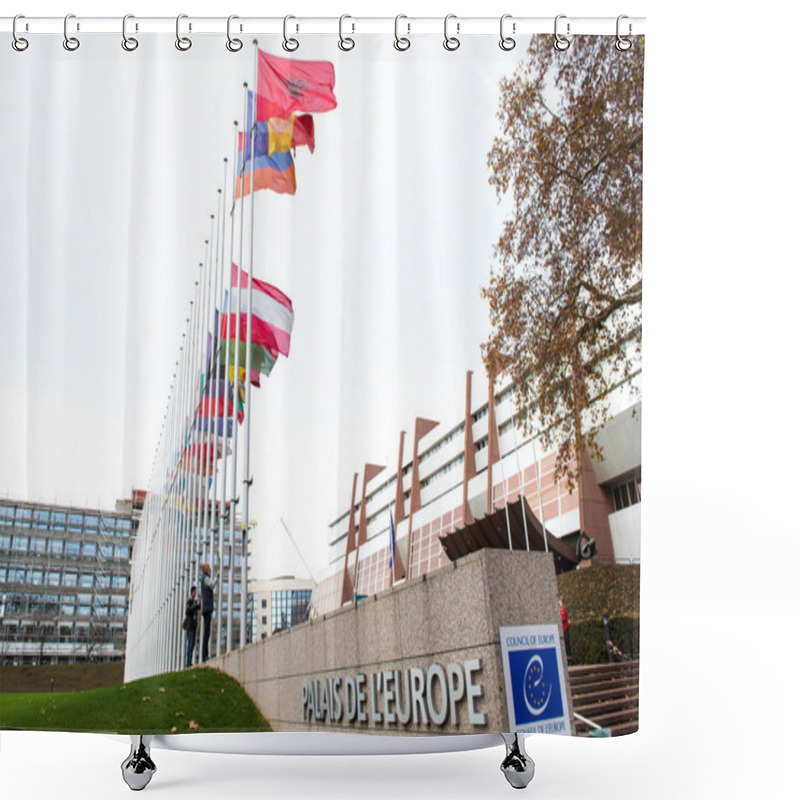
[569, 660, 639, 736]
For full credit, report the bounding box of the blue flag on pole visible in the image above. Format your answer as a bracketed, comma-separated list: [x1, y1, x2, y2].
[389, 509, 396, 570]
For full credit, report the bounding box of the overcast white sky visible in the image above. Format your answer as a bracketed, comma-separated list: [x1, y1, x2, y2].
[0, 31, 519, 580]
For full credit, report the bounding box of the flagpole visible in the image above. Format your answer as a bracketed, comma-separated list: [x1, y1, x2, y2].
[218, 126, 237, 655]
[228, 84, 249, 652]
[214, 154, 231, 657]
[240, 38, 259, 649]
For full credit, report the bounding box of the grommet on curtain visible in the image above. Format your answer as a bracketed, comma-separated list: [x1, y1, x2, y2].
[121, 15, 138, 51]
[11, 15, 28, 51]
[63, 14, 80, 51]
[553, 14, 571, 51]
[226, 15, 243, 52]
[443, 14, 460, 51]
[338, 15, 355, 51]
[282, 15, 299, 52]
[394, 15, 411, 51]
[499, 14, 516, 51]
[176, 14, 192, 51]
[615, 15, 633, 51]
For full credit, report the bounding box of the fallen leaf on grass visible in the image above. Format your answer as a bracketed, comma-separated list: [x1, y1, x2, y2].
[170, 727, 177, 733]
[142, 696, 151, 702]
[158, 688, 166, 693]
[175, 712, 185, 718]
[188, 720, 199, 730]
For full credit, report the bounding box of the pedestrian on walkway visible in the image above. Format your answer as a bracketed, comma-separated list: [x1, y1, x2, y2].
[184, 586, 200, 668]
[200, 563, 218, 662]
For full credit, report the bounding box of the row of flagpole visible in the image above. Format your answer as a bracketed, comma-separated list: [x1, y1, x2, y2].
[125, 41, 334, 681]
[125, 66, 258, 681]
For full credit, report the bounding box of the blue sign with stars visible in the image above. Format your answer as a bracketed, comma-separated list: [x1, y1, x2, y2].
[500, 624, 571, 734]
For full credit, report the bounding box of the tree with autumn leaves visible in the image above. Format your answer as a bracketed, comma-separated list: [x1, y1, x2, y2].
[483, 35, 643, 491]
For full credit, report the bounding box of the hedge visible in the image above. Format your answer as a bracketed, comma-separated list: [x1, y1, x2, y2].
[557, 563, 640, 664]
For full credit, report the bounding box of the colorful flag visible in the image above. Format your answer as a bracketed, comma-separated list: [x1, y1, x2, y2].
[225, 264, 294, 357]
[256, 49, 337, 121]
[292, 114, 315, 153]
[236, 149, 296, 198]
[221, 336, 277, 382]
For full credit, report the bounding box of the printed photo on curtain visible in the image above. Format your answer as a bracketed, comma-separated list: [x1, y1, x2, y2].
[0, 26, 643, 743]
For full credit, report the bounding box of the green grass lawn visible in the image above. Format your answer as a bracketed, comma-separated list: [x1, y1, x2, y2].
[0, 667, 271, 734]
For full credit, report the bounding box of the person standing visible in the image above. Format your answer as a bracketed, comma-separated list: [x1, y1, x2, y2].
[560, 596, 572, 665]
[184, 586, 200, 668]
[200, 562, 218, 662]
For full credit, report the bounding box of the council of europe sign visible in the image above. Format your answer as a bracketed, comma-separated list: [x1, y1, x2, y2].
[500, 624, 571, 734]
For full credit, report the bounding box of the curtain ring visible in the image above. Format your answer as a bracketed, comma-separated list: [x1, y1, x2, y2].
[12, 15, 29, 51]
[338, 15, 355, 51]
[394, 15, 411, 51]
[283, 15, 299, 52]
[553, 14, 571, 51]
[499, 14, 516, 51]
[443, 14, 460, 51]
[176, 14, 192, 51]
[615, 15, 633, 51]
[122, 14, 139, 51]
[63, 14, 80, 51]
[226, 15, 243, 52]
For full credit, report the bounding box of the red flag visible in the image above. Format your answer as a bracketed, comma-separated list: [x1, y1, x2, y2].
[292, 114, 315, 153]
[257, 49, 337, 121]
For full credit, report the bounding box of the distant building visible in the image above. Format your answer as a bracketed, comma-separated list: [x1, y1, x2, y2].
[251, 576, 313, 640]
[312, 366, 641, 617]
[0, 492, 144, 665]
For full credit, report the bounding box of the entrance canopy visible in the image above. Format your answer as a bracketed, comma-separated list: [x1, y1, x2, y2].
[439, 497, 579, 574]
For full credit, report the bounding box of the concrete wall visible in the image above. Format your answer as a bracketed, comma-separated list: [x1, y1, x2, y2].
[209, 549, 574, 735]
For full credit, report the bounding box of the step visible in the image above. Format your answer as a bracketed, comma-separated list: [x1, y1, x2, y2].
[571, 681, 640, 705]
[573, 696, 638, 720]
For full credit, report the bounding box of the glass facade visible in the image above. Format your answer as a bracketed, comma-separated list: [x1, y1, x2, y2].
[270, 589, 312, 634]
[0, 497, 140, 665]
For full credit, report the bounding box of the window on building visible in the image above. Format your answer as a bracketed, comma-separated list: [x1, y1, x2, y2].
[12, 535, 28, 552]
[270, 589, 311, 634]
[68, 513, 83, 532]
[51, 511, 66, 531]
[0, 567, 6, 582]
[77, 605, 92, 617]
[49, 538, 64, 556]
[84, 514, 99, 532]
[10, 568, 26, 583]
[33, 510, 50, 529]
[0, 534, 11, 551]
[112, 575, 127, 589]
[65, 541, 81, 558]
[28, 569, 44, 585]
[46, 571, 60, 586]
[60, 604, 76, 617]
[261, 615, 267, 625]
[63, 572, 78, 587]
[30, 537, 47, 554]
[0, 505, 15, 525]
[15, 507, 32, 527]
[79, 574, 94, 588]
[612, 478, 641, 512]
[82, 542, 97, 558]
[99, 543, 114, 560]
[261, 599, 267, 609]
[114, 545, 130, 560]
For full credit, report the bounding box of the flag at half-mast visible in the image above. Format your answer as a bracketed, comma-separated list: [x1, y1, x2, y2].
[256, 49, 337, 121]
[222, 263, 294, 358]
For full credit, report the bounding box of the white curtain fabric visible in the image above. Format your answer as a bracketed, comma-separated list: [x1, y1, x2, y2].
[1, 35, 511, 581]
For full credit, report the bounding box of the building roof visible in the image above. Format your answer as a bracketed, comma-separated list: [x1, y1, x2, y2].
[438, 496, 580, 574]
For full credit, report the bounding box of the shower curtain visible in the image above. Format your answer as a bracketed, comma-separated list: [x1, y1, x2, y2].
[0, 21, 643, 740]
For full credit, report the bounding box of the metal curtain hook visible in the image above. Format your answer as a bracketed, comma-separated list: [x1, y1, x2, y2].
[12, 14, 29, 51]
[63, 13, 80, 51]
[394, 14, 410, 51]
[616, 14, 633, 51]
[553, 14, 571, 51]
[283, 15, 299, 52]
[499, 14, 516, 51]
[338, 15, 355, 51]
[122, 14, 139, 51]
[226, 15, 243, 51]
[443, 13, 460, 51]
[176, 14, 192, 51]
